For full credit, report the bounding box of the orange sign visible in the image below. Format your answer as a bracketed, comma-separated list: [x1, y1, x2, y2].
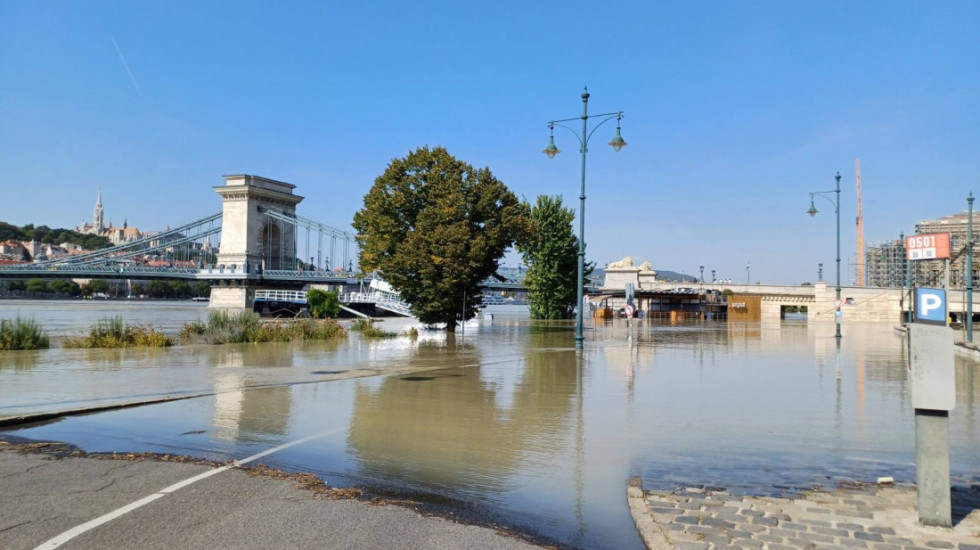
[906, 233, 950, 260]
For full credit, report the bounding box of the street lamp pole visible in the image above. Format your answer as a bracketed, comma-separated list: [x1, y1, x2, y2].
[544, 88, 627, 349]
[968, 192, 974, 342]
[808, 171, 843, 339]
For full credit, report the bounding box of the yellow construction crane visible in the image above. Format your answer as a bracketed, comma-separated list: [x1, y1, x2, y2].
[856, 159, 864, 286]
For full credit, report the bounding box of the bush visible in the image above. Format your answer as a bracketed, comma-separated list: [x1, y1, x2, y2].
[307, 289, 341, 318]
[63, 316, 172, 348]
[179, 311, 344, 344]
[247, 319, 346, 342]
[0, 317, 50, 350]
[349, 318, 396, 338]
[178, 310, 260, 345]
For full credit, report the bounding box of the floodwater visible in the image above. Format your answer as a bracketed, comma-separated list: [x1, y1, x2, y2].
[1, 301, 979, 549]
[0, 299, 210, 337]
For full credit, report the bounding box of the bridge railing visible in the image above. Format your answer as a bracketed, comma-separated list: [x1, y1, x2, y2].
[0, 264, 201, 276]
[261, 270, 353, 280]
[340, 291, 413, 317]
[255, 289, 308, 303]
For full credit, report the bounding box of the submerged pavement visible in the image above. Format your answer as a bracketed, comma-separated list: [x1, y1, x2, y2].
[0, 444, 543, 550]
[628, 479, 980, 550]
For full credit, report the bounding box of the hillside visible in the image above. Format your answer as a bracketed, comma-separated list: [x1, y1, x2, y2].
[0, 222, 112, 250]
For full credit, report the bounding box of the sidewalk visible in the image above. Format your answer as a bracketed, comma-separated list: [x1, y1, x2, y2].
[0, 443, 544, 550]
[628, 478, 980, 550]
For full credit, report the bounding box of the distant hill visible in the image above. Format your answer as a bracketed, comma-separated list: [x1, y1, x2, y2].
[654, 270, 697, 282]
[0, 222, 112, 250]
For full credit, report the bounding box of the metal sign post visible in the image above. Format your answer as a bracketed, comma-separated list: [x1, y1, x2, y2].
[907, 287, 955, 527]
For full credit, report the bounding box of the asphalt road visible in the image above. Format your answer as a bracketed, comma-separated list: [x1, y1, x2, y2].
[0, 446, 544, 550]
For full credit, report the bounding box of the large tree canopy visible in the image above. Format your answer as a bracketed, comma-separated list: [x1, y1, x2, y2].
[353, 146, 526, 331]
[517, 195, 591, 319]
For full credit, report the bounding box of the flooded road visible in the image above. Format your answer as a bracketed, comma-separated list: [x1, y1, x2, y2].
[1, 302, 979, 549]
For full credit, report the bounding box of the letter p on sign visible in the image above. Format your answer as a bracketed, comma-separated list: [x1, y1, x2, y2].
[914, 288, 947, 326]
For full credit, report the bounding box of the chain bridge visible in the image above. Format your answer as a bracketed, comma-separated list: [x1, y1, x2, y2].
[0, 175, 361, 309]
[0, 174, 527, 311]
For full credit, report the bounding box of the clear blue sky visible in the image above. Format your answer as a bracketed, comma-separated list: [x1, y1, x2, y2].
[1, 1, 977, 283]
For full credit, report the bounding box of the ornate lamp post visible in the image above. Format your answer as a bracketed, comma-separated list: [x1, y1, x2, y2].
[543, 88, 627, 349]
[807, 172, 843, 339]
[968, 192, 974, 342]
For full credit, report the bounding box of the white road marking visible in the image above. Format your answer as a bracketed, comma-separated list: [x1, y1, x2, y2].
[33, 429, 342, 549]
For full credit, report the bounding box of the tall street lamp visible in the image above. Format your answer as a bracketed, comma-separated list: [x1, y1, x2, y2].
[807, 171, 842, 339]
[543, 87, 627, 349]
[967, 192, 974, 342]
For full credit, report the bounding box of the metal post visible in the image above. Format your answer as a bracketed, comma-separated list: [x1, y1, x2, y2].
[916, 409, 952, 526]
[575, 89, 589, 349]
[544, 90, 625, 348]
[968, 192, 974, 342]
[835, 171, 841, 340]
[905, 234, 913, 323]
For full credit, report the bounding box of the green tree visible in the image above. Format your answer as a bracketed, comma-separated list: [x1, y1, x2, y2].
[147, 280, 171, 298]
[170, 281, 192, 299]
[306, 288, 341, 318]
[26, 279, 49, 293]
[6, 280, 26, 292]
[517, 195, 592, 319]
[49, 279, 81, 296]
[353, 146, 526, 331]
[192, 282, 211, 298]
[85, 279, 109, 296]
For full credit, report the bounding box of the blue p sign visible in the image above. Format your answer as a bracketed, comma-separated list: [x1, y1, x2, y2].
[914, 288, 947, 326]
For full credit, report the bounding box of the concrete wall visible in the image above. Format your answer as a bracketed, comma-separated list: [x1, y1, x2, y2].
[209, 286, 254, 310]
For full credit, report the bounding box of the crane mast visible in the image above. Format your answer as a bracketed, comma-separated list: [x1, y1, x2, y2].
[856, 159, 864, 286]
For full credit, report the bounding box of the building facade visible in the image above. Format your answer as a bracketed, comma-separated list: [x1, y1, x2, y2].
[865, 210, 978, 289]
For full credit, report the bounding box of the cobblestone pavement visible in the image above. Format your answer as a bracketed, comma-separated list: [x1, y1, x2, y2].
[628, 479, 980, 550]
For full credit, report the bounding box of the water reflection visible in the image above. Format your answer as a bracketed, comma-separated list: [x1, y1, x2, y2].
[348, 334, 578, 496]
[0, 349, 42, 371]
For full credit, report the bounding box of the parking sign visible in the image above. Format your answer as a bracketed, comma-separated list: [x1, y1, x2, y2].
[913, 288, 947, 326]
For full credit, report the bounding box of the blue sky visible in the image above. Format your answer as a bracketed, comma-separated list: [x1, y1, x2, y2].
[1, 1, 977, 283]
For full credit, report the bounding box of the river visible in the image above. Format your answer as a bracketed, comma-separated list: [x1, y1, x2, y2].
[1, 300, 978, 549]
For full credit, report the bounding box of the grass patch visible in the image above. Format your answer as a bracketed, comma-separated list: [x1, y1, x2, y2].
[349, 318, 397, 338]
[0, 317, 50, 350]
[179, 310, 260, 345]
[63, 316, 172, 348]
[179, 310, 345, 344]
[247, 319, 346, 342]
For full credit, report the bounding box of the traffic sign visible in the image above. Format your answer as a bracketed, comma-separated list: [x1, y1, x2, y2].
[914, 287, 947, 326]
[834, 299, 842, 310]
[624, 304, 635, 318]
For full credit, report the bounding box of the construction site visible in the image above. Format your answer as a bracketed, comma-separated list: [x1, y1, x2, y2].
[850, 160, 976, 291]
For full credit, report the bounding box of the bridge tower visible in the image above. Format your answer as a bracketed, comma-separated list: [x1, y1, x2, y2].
[210, 174, 304, 309]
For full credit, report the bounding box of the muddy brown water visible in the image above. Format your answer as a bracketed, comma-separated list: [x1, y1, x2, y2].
[1, 301, 979, 549]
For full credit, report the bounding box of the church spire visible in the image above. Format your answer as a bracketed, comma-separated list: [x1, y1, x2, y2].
[93, 189, 105, 231]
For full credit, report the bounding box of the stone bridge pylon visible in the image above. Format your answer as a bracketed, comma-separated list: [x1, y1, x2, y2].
[209, 174, 304, 309]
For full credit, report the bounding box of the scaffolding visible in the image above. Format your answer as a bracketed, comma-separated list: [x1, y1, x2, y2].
[865, 210, 979, 290]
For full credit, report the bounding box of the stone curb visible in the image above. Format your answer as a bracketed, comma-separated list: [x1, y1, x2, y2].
[628, 477, 672, 550]
[629, 480, 980, 550]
